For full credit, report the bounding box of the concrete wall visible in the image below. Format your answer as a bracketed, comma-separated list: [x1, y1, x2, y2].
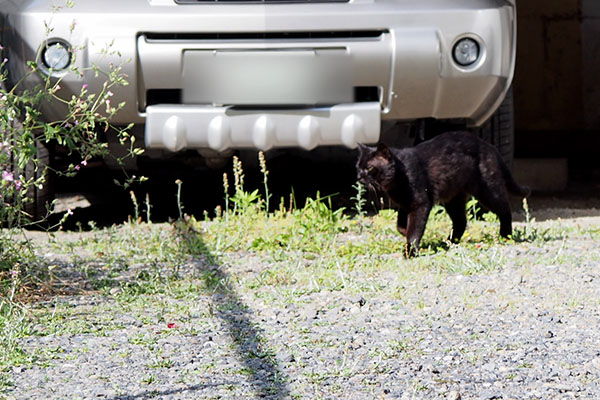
[513, 0, 584, 132]
[514, 0, 600, 133]
[582, 0, 600, 129]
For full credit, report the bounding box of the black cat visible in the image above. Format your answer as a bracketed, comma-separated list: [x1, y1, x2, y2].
[356, 131, 530, 257]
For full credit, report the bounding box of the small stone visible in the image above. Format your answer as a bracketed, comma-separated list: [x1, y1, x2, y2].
[424, 363, 440, 374]
[555, 384, 575, 392]
[480, 390, 503, 400]
[483, 362, 497, 372]
[109, 287, 121, 296]
[545, 330, 554, 338]
[301, 307, 318, 321]
[447, 390, 461, 400]
[349, 295, 367, 307]
[279, 352, 295, 363]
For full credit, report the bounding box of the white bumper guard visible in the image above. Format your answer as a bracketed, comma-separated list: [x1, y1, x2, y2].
[144, 102, 381, 152]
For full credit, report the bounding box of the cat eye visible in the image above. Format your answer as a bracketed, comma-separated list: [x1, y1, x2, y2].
[367, 166, 376, 173]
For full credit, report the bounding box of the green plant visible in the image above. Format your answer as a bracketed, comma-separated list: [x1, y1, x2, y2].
[0, 19, 144, 283]
[228, 155, 261, 215]
[511, 198, 564, 243]
[175, 179, 184, 220]
[130, 190, 140, 223]
[222, 172, 230, 218]
[0, 4, 149, 380]
[351, 181, 367, 217]
[145, 192, 152, 224]
[466, 196, 481, 220]
[259, 151, 271, 212]
[0, 272, 33, 390]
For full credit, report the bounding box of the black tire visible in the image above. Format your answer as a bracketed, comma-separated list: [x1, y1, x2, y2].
[473, 87, 515, 168]
[23, 139, 54, 222]
[8, 121, 55, 224]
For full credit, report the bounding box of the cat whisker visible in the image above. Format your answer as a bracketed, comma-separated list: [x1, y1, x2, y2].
[366, 183, 378, 196]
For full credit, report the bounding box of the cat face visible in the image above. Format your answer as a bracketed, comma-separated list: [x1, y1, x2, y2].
[356, 143, 396, 192]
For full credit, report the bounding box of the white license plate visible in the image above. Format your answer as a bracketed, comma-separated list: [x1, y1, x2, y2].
[182, 50, 352, 106]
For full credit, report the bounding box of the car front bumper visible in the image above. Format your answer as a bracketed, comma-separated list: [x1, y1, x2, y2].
[2, 0, 516, 150]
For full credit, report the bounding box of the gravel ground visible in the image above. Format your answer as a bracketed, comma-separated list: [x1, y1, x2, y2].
[5, 208, 600, 400]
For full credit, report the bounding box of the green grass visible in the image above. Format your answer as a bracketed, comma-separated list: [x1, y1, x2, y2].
[0, 154, 585, 393]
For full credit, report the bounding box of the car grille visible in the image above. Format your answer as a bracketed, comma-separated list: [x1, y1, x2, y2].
[175, 0, 347, 3]
[144, 31, 384, 41]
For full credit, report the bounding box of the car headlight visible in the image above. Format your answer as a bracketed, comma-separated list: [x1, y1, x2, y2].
[41, 41, 72, 71]
[453, 38, 480, 67]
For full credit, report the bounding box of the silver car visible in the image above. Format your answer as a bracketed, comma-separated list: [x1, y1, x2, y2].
[1, 0, 516, 199]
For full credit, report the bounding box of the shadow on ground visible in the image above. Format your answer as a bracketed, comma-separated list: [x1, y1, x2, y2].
[175, 221, 291, 398]
[53, 149, 359, 230]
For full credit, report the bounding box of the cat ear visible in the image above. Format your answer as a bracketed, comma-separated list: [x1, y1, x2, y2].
[375, 142, 393, 160]
[357, 143, 369, 152]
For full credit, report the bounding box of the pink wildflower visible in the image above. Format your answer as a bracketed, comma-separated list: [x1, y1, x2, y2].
[2, 170, 14, 182]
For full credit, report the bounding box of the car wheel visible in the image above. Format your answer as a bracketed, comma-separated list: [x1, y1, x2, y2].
[472, 87, 515, 168]
[7, 120, 55, 224]
[24, 139, 54, 222]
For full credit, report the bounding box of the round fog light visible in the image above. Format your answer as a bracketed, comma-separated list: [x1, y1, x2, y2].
[453, 38, 480, 67]
[42, 41, 71, 71]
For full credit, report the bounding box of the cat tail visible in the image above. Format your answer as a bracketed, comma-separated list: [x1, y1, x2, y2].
[500, 161, 531, 197]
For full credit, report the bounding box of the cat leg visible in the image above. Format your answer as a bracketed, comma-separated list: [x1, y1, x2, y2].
[477, 187, 513, 238]
[444, 195, 467, 243]
[405, 205, 432, 257]
[396, 209, 408, 236]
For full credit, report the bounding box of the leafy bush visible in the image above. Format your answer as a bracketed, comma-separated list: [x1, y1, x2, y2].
[0, 9, 141, 279]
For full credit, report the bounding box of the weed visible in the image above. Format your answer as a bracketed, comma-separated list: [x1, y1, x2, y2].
[259, 151, 271, 212]
[351, 181, 367, 217]
[222, 172, 230, 218]
[141, 373, 158, 385]
[511, 198, 565, 243]
[149, 358, 174, 369]
[175, 179, 184, 220]
[145, 193, 152, 223]
[0, 301, 33, 390]
[229, 155, 261, 215]
[0, 127, 586, 396]
[130, 190, 140, 223]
